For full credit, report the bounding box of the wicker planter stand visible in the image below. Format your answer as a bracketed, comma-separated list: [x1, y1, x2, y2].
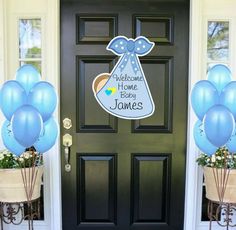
[208, 200, 236, 230]
[204, 167, 236, 229]
[0, 166, 43, 230]
[0, 199, 41, 230]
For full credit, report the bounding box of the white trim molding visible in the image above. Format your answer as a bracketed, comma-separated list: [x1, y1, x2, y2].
[185, 1, 236, 230]
[46, 0, 62, 229]
[0, 0, 61, 229]
[184, 0, 204, 229]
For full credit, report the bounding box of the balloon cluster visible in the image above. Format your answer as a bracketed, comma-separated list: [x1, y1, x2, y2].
[0, 65, 58, 156]
[191, 64, 236, 156]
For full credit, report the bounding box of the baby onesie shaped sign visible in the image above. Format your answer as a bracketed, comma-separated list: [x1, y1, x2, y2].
[92, 36, 155, 120]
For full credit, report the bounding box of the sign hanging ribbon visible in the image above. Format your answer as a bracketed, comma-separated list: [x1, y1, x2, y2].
[108, 36, 154, 74]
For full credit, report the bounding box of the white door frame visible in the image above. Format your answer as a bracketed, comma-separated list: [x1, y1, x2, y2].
[0, 0, 61, 229]
[185, 0, 236, 230]
[184, 0, 203, 229]
[2, 0, 233, 229]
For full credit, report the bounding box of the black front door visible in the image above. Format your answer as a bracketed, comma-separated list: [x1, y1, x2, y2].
[60, 0, 189, 229]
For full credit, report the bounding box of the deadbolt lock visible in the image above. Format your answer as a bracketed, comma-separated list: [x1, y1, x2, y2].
[63, 118, 72, 130]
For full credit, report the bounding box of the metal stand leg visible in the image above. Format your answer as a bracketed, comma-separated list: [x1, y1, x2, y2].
[208, 200, 213, 230]
[0, 199, 39, 230]
[207, 199, 236, 229]
[0, 203, 3, 230]
[27, 202, 34, 230]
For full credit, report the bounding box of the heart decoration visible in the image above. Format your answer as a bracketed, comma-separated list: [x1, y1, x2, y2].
[105, 89, 112, 96]
[105, 87, 117, 96]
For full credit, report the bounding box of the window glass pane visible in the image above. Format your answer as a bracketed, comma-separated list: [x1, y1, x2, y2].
[18, 18, 44, 221]
[20, 61, 41, 74]
[207, 63, 229, 73]
[19, 19, 42, 59]
[207, 21, 229, 62]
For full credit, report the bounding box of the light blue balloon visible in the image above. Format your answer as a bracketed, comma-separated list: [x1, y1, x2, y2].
[207, 64, 232, 93]
[11, 105, 43, 148]
[191, 80, 219, 120]
[226, 126, 236, 153]
[193, 120, 217, 156]
[34, 117, 58, 153]
[15, 64, 41, 94]
[220, 81, 236, 119]
[204, 105, 235, 147]
[0, 80, 27, 120]
[28, 81, 57, 121]
[1, 120, 25, 156]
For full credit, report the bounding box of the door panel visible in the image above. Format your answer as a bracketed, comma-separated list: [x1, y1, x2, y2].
[131, 155, 171, 224]
[61, 1, 189, 230]
[78, 155, 116, 224]
[77, 56, 117, 132]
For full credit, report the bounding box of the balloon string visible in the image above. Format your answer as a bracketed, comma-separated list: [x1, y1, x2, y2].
[212, 166, 230, 203]
[20, 155, 39, 202]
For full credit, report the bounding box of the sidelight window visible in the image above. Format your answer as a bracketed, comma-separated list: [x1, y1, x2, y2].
[18, 18, 44, 221]
[201, 20, 230, 222]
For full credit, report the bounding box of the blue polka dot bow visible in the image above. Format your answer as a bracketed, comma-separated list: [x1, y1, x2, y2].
[107, 36, 154, 74]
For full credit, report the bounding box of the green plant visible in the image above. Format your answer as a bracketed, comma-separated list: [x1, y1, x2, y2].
[0, 150, 43, 169]
[196, 146, 236, 169]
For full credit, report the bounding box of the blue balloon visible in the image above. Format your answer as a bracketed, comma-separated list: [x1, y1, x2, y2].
[207, 64, 232, 93]
[191, 80, 219, 120]
[15, 64, 41, 94]
[1, 120, 25, 156]
[0, 80, 27, 120]
[226, 126, 236, 152]
[34, 117, 58, 153]
[28, 81, 57, 121]
[193, 120, 217, 155]
[220, 81, 236, 119]
[11, 105, 43, 147]
[204, 105, 235, 147]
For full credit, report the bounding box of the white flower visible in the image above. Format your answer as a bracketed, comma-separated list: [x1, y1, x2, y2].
[211, 155, 216, 163]
[6, 153, 11, 157]
[23, 152, 30, 158]
[3, 150, 8, 155]
[217, 156, 222, 160]
[0, 153, 4, 158]
[19, 158, 24, 162]
[0, 156, 4, 161]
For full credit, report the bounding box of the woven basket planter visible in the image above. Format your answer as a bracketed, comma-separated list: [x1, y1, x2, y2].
[0, 166, 43, 203]
[203, 166, 236, 203]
